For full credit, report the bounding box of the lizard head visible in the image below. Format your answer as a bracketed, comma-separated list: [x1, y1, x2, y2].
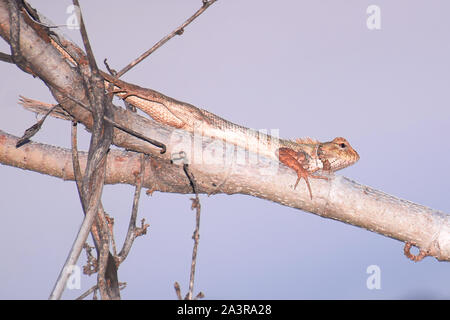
[318, 137, 360, 171]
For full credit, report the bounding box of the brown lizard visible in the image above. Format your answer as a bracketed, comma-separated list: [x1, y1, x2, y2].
[100, 73, 360, 199]
[46, 33, 360, 199]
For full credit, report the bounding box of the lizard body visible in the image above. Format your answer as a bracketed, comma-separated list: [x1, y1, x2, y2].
[101, 73, 360, 199]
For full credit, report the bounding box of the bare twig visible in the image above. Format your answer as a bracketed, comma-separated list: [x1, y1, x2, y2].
[174, 282, 183, 300]
[117, 154, 149, 263]
[76, 284, 98, 300]
[76, 281, 127, 300]
[116, 0, 218, 77]
[187, 182, 202, 298]
[182, 163, 204, 300]
[71, 121, 83, 194]
[48, 158, 106, 300]
[187, 196, 201, 299]
[96, 228, 111, 299]
[73, 120, 115, 296]
[194, 292, 205, 300]
[49, 0, 117, 300]
[72, 0, 116, 300]
[72, 0, 97, 72]
[15, 103, 60, 148]
[0, 51, 13, 63]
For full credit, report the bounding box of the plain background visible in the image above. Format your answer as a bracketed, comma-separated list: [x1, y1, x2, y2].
[0, 0, 449, 299]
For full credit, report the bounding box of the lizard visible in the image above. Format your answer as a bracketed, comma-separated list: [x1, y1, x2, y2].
[41, 23, 360, 200]
[100, 73, 360, 199]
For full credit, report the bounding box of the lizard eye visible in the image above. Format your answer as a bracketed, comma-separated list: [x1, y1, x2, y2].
[339, 143, 347, 148]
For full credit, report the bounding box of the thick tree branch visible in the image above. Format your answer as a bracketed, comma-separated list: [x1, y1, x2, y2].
[1, 128, 450, 262]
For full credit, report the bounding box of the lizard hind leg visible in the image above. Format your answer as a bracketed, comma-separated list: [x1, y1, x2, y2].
[294, 173, 313, 200]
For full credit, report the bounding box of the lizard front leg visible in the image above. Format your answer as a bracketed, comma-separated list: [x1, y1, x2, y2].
[277, 148, 328, 199]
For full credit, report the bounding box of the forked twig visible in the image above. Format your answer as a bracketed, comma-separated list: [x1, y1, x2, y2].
[117, 154, 150, 264]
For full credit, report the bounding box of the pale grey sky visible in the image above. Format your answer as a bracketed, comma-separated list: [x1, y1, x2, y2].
[0, 1, 449, 299]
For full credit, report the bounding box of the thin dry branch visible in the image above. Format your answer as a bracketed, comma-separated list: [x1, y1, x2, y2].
[184, 164, 203, 300]
[74, 122, 122, 300]
[76, 282, 127, 300]
[0, 50, 12, 62]
[47, 0, 119, 300]
[173, 163, 204, 300]
[117, 154, 149, 264]
[116, 0, 218, 77]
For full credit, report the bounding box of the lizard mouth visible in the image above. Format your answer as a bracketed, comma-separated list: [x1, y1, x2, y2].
[321, 149, 359, 172]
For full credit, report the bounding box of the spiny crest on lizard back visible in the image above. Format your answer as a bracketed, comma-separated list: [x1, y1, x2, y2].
[295, 137, 320, 145]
